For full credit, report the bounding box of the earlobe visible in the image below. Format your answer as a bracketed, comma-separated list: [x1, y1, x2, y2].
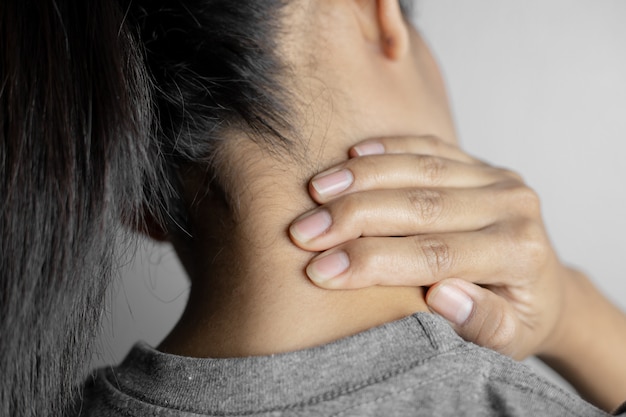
[377, 0, 410, 60]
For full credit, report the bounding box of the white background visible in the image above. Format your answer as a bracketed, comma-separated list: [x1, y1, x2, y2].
[93, 0, 626, 392]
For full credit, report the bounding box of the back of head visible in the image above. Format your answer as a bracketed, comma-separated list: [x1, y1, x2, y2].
[1, 0, 417, 413]
[131, 0, 295, 232]
[129, 0, 415, 232]
[0, 0, 298, 413]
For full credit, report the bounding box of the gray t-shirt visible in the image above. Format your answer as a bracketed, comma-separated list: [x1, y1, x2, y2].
[80, 313, 624, 416]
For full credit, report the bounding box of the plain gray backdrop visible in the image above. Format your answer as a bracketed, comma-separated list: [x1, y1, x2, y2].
[93, 0, 626, 392]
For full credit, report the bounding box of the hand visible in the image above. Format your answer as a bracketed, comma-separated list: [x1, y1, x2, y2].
[289, 136, 570, 361]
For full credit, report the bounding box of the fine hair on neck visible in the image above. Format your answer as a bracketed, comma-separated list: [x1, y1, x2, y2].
[1, 0, 415, 414]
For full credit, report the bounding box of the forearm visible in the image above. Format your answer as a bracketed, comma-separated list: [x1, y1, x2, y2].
[539, 269, 626, 412]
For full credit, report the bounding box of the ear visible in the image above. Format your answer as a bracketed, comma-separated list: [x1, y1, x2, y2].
[377, 0, 410, 60]
[354, 0, 410, 60]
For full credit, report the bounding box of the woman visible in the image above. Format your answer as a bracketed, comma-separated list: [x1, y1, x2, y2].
[78, 0, 624, 415]
[1, 0, 625, 416]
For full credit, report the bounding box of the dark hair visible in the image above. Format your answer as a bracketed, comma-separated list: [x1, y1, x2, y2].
[1, 0, 295, 414]
[0, 0, 154, 415]
[131, 0, 293, 235]
[136, 0, 413, 232]
[0, 0, 414, 415]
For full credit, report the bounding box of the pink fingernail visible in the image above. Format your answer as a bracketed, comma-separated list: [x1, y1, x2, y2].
[352, 142, 385, 156]
[311, 169, 354, 197]
[289, 210, 332, 243]
[428, 285, 473, 326]
[306, 251, 350, 283]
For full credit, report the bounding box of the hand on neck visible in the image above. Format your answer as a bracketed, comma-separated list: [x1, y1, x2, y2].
[159, 137, 429, 358]
[159, 1, 455, 358]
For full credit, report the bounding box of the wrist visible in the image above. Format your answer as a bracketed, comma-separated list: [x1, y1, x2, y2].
[537, 267, 590, 360]
[537, 268, 626, 411]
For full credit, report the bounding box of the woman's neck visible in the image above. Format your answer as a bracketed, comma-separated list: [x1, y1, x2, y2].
[159, 141, 429, 358]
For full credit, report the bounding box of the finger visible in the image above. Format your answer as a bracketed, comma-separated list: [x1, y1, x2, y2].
[309, 154, 520, 203]
[349, 136, 481, 165]
[304, 229, 516, 289]
[290, 186, 506, 251]
[426, 279, 528, 360]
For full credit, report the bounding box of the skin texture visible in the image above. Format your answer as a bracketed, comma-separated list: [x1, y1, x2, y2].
[291, 124, 626, 414]
[289, 135, 563, 361]
[159, 0, 444, 358]
[284, 31, 626, 417]
[156, 0, 626, 412]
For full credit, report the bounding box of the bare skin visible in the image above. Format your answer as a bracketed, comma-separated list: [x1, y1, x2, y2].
[289, 135, 563, 361]
[157, 0, 626, 412]
[290, 131, 626, 412]
[159, 0, 445, 358]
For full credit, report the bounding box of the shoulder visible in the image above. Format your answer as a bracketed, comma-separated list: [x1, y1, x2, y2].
[364, 341, 612, 417]
[76, 368, 180, 417]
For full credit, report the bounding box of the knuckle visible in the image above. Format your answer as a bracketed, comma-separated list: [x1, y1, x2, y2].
[343, 239, 382, 284]
[416, 237, 452, 278]
[406, 189, 444, 225]
[415, 155, 446, 185]
[346, 155, 380, 183]
[332, 192, 362, 220]
[504, 169, 525, 183]
[515, 219, 549, 266]
[510, 184, 541, 216]
[329, 193, 369, 237]
[351, 239, 377, 269]
[499, 167, 524, 183]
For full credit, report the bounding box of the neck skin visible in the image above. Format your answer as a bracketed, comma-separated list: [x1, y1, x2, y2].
[159, 138, 429, 358]
[159, 1, 458, 358]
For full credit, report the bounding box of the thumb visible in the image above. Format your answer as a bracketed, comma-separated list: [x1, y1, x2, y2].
[426, 279, 523, 360]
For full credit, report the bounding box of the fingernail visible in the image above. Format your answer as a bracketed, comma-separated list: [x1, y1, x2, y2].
[311, 169, 354, 197]
[352, 142, 385, 156]
[290, 210, 332, 243]
[428, 285, 473, 326]
[306, 251, 350, 284]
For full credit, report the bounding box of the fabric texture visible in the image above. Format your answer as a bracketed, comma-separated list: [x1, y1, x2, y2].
[80, 313, 621, 416]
